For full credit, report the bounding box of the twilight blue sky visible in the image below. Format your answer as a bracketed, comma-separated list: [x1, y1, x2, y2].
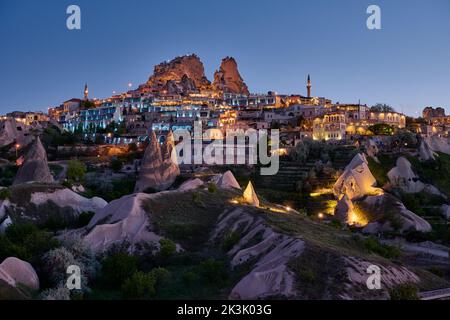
[0, 0, 449, 116]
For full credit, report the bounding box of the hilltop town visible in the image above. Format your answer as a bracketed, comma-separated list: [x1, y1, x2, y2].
[1, 54, 450, 300]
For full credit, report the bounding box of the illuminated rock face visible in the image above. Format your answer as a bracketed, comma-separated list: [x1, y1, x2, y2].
[140, 54, 211, 94]
[243, 181, 259, 207]
[360, 193, 431, 233]
[333, 153, 377, 200]
[134, 131, 179, 192]
[212, 57, 250, 95]
[13, 137, 54, 185]
[334, 195, 354, 224]
[365, 139, 379, 161]
[0, 118, 32, 148]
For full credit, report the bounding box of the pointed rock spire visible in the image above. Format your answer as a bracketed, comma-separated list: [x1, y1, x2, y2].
[134, 131, 179, 192]
[13, 136, 54, 185]
[243, 181, 259, 207]
[217, 170, 241, 190]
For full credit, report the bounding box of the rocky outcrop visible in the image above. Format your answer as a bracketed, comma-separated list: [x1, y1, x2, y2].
[387, 157, 442, 196]
[140, 54, 211, 95]
[30, 188, 107, 213]
[4, 184, 107, 226]
[213, 57, 249, 95]
[343, 257, 419, 300]
[85, 193, 165, 252]
[216, 171, 241, 190]
[365, 139, 379, 162]
[0, 257, 39, 291]
[360, 193, 432, 233]
[334, 154, 431, 233]
[441, 204, 450, 220]
[0, 118, 32, 148]
[243, 181, 259, 207]
[334, 195, 354, 224]
[134, 131, 179, 192]
[425, 135, 450, 155]
[333, 153, 378, 200]
[418, 138, 437, 161]
[13, 137, 54, 185]
[177, 178, 204, 192]
[211, 208, 304, 299]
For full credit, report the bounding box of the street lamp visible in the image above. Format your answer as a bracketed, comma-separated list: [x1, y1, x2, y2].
[15, 144, 20, 158]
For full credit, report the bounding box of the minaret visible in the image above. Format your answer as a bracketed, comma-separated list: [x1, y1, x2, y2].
[84, 83, 89, 100]
[306, 74, 311, 98]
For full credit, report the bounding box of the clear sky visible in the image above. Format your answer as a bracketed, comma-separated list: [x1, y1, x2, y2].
[1, 0, 449, 116]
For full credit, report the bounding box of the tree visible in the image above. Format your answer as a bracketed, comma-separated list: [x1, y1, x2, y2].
[101, 251, 138, 286]
[67, 160, 87, 182]
[121, 268, 170, 299]
[367, 123, 394, 136]
[370, 103, 395, 113]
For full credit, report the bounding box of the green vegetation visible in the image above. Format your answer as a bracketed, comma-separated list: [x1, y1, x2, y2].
[84, 176, 136, 202]
[48, 164, 64, 178]
[408, 153, 450, 197]
[367, 123, 394, 136]
[144, 190, 234, 250]
[67, 160, 87, 182]
[0, 223, 59, 264]
[361, 237, 401, 259]
[122, 268, 170, 299]
[77, 211, 95, 227]
[370, 103, 395, 113]
[367, 155, 395, 186]
[101, 250, 139, 287]
[0, 188, 11, 200]
[0, 165, 18, 187]
[389, 283, 419, 300]
[289, 246, 347, 299]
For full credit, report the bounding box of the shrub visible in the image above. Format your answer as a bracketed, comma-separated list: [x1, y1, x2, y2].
[221, 231, 240, 251]
[362, 236, 401, 259]
[122, 268, 170, 300]
[40, 285, 71, 300]
[0, 223, 59, 263]
[198, 258, 228, 285]
[207, 183, 217, 193]
[0, 188, 11, 200]
[158, 238, 177, 259]
[42, 248, 79, 286]
[101, 251, 138, 286]
[77, 211, 95, 227]
[389, 283, 419, 300]
[67, 160, 87, 182]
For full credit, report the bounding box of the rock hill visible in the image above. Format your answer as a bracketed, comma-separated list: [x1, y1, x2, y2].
[134, 131, 180, 192]
[136, 54, 249, 96]
[13, 137, 54, 185]
[139, 54, 212, 95]
[212, 57, 249, 95]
